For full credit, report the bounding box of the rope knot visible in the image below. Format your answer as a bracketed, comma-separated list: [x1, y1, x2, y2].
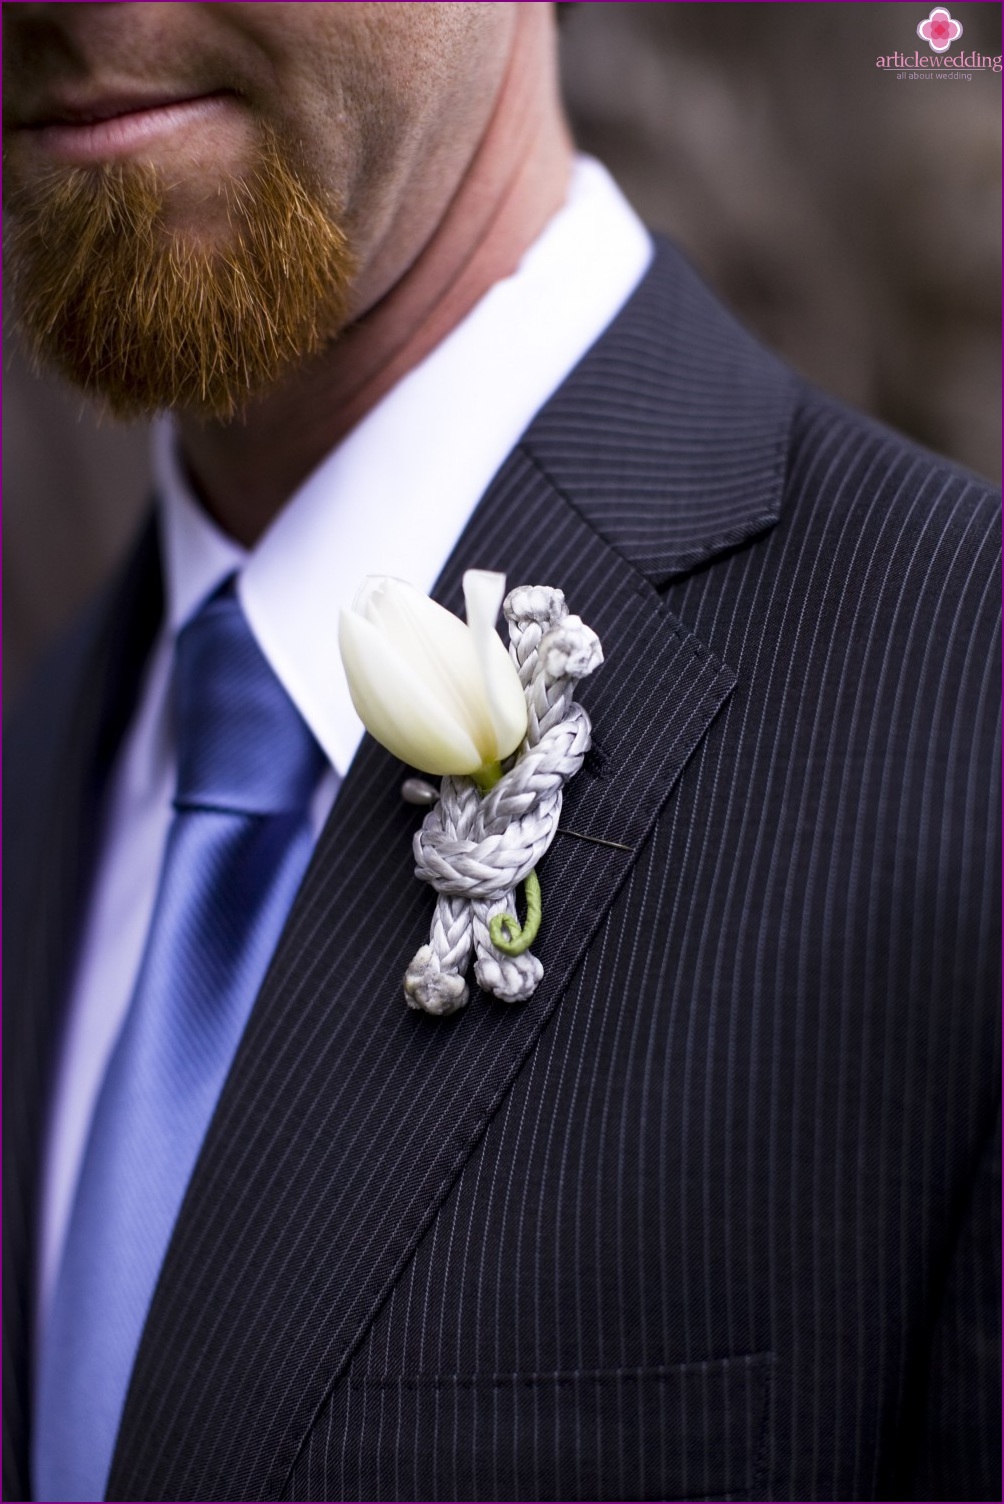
[404, 587, 602, 1014]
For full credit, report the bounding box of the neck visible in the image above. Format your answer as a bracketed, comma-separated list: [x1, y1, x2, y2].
[176, 8, 573, 547]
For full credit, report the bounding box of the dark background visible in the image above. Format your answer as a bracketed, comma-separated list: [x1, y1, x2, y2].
[4, 1, 1001, 703]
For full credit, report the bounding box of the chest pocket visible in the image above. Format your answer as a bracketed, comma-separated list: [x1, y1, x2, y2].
[291, 1352, 774, 1501]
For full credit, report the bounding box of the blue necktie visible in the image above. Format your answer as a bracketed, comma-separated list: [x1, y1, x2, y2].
[34, 582, 327, 1502]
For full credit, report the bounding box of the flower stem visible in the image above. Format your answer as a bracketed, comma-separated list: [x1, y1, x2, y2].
[472, 760, 503, 795]
[489, 869, 542, 956]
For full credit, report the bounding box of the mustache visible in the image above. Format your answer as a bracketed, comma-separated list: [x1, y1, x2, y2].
[3, 124, 357, 421]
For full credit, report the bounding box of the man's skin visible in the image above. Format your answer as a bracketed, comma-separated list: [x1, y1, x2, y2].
[2, 1, 572, 543]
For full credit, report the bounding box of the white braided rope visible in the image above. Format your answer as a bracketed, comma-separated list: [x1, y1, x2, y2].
[404, 585, 603, 1015]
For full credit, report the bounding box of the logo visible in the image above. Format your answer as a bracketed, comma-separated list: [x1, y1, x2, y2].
[874, 4, 999, 76]
[917, 7, 964, 52]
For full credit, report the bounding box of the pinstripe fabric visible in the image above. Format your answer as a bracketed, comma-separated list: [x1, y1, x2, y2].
[4, 240, 999, 1502]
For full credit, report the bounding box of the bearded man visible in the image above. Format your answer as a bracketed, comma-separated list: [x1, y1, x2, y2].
[3, 5, 999, 1502]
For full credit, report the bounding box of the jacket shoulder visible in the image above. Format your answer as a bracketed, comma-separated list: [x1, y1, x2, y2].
[787, 383, 1000, 534]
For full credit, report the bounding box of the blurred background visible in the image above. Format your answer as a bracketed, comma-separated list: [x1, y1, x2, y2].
[4, 1, 1001, 703]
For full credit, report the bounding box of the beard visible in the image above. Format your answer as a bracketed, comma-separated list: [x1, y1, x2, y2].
[3, 124, 356, 421]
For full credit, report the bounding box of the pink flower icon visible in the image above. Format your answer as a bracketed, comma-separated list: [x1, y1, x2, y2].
[917, 6, 963, 52]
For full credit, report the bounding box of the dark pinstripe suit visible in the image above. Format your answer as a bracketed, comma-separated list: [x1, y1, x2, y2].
[5, 240, 1000, 1502]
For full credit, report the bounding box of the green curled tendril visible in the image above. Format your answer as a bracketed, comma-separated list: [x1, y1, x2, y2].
[489, 868, 542, 956]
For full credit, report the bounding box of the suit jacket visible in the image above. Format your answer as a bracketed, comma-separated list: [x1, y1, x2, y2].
[4, 240, 1000, 1503]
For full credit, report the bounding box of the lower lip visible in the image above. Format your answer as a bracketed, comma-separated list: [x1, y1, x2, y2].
[29, 94, 233, 163]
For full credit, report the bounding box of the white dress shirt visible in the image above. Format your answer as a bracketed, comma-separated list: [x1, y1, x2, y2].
[37, 155, 652, 1336]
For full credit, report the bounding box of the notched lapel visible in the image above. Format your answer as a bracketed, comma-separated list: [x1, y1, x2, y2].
[107, 450, 738, 1502]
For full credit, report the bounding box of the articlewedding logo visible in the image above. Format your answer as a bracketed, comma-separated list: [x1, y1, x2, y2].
[917, 6, 963, 52]
[875, 4, 1001, 78]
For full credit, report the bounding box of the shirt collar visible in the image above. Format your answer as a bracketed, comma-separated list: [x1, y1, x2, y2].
[154, 423, 247, 631]
[154, 154, 652, 777]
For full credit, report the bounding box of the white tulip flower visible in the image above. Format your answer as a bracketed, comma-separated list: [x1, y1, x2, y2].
[339, 570, 528, 787]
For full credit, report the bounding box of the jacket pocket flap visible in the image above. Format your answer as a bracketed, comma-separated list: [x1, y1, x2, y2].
[333, 1353, 774, 1501]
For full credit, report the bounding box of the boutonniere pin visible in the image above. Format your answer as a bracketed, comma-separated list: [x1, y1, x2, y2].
[339, 570, 603, 1015]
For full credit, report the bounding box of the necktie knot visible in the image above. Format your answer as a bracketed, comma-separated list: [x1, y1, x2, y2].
[173, 585, 325, 815]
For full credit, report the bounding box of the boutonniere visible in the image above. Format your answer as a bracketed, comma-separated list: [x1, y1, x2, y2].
[340, 570, 603, 1015]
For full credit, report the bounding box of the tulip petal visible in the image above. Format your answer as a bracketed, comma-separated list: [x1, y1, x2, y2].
[463, 570, 528, 760]
[339, 608, 483, 774]
[354, 576, 492, 754]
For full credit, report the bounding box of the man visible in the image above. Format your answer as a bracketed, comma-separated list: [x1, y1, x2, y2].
[3, 4, 999, 1501]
